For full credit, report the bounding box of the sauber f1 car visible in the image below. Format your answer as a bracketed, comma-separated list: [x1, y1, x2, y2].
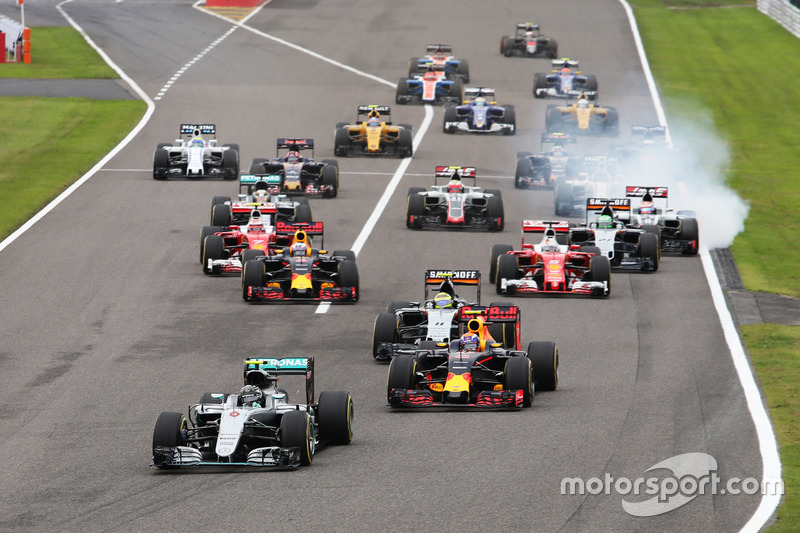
[408, 44, 469, 82]
[151, 357, 353, 469]
[406, 166, 504, 231]
[201, 214, 323, 275]
[500, 23, 558, 58]
[372, 270, 522, 360]
[569, 198, 660, 271]
[153, 124, 239, 180]
[443, 87, 515, 135]
[625, 186, 699, 255]
[533, 59, 598, 100]
[490, 220, 610, 297]
[248, 138, 339, 198]
[209, 174, 313, 228]
[514, 132, 577, 188]
[387, 313, 559, 409]
[334, 105, 413, 158]
[241, 229, 359, 303]
[546, 94, 618, 135]
[396, 64, 464, 105]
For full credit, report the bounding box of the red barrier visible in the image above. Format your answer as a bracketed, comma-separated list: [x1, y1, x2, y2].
[0, 33, 5, 64]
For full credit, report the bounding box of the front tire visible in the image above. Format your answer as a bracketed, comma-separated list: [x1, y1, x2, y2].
[317, 391, 354, 445]
[373, 313, 398, 359]
[503, 357, 533, 407]
[280, 410, 314, 466]
[490, 244, 514, 283]
[495, 253, 519, 293]
[387, 355, 417, 405]
[527, 341, 558, 391]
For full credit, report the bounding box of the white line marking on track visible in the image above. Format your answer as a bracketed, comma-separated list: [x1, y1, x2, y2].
[619, 1, 781, 529]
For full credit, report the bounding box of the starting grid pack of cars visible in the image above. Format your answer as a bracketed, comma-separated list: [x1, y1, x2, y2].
[150, 23, 700, 470]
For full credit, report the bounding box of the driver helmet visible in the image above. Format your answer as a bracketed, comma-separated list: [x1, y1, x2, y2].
[552, 145, 565, 155]
[239, 385, 263, 407]
[291, 242, 309, 257]
[191, 137, 204, 147]
[367, 115, 381, 127]
[541, 238, 559, 252]
[639, 201, 655, 215]
[459, 333, 481, 352]
[560, 67, 571, 76]
[577, 98, 589, 109]
[253, 190, 269, 204]
[286, 151, 300, 163]
[447, 179, 464, 194]
[249, 219, 265, 233]
[474, 96, 486, 107]
[433, 292, 454, 309]
[597, 214, 614, 229]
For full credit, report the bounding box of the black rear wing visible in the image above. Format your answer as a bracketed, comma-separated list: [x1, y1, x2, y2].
[425, 44, 453, 54]
[276, 138, 314, 156]
[434, 165, 477, 186]
[243, 357, 315, 405]
[424, 269, 481, 304]
[180, 123, 216, 135]
[585, 198, 630, 224]
[540, 132, 577, 150]
[516, 22, 540, 31]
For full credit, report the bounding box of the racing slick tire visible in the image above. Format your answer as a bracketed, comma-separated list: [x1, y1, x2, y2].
[679, 218, 700, 255]
[443, 105, 458, 133]
[407, 58, 420, 78]
[280, 410, 314, 466]
[294, 203, 313, 223]
[604, 107, 619, 136]
[241, 249, 266, 265]
[398, 124, 413, 131]
[554, 182, 573, 216]
[581, 245, 602, 257]
[317, 391, 354, 445]
[487, 195, 504, 232]
[503, 357, 533, 407]
[641, 224, 662, 247]
[407, 187, 425, 197]
[448, 80, 464, 103]
[585, 75, 599, 95]
[333, 128, 350, 157]
[547, 39, 559, 59]
[334, 122, 347, 131]
[321, 158, 339, 172]
[397, 128, 414, 158]
[488, 321, 517, 350]
[387, 301, 413, 313]
[337, 260, 359, 300]
[485, 188, 502, 199]
[321, 164, 339, 198]
[395, 79, 410, 105]
[202, 235, 225, 275]
[211, 195, 231, 208]
[527, 341, 558, 391]
[153, 144, 170, 180]
[501, 36, 514, 57]
[248, 158, 268, 174]
[489, 244, 514, 283]
[546, 107, 563, 132]
[587, 255, 611, 297]
[502, 108, 516, 135]
[333, 250, 356, 262]
[457, 60, 469, 82]
[495, 253, 519, 294]
[211, 203, 232, 227]
[200, 226, 223, 263]
[152, 412, 188, 469]
[222, 148, 238, 180]
[387, 355, 417, 405]
[242, 259, 265, 301]
[514, 157, 533, 188]
[373, 312, 398, 359]
[639, 232, 660, 271]
[406, 191, 425, 229]
[533, 73, 548, 98]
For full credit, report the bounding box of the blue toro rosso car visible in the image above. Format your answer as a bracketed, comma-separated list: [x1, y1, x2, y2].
[443, 88, 515, 135]
[407, 44, 469, 82]
[396, 64, 463, 105]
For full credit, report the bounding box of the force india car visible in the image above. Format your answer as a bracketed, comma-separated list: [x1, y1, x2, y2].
[209, 174, 313, 228]
[546, 94, 619, 135]
[443, 87, 515, 135]
[152, 357, 353, 469]
[372, 270, 521, 360]
[625, 186, 699, 255]
[407, 44, 470, 82]
[490, 220, 611, 297]
[201, 213, 323, 275]
[533, 59, 598, 100]
[500, 22, 558, 58]
[387, 313, 559, 409]
[153, 124, 239, 180]
[249, 138, 339, 198]
[334, 105, 413, 158]
[553, 154, 626, 216]
[569, 198, 660, 271]
[514, 132, 578, 189]
[406, 166, 504, 231]
[241, 230, 359, 303]
[396, 64, 464, 105]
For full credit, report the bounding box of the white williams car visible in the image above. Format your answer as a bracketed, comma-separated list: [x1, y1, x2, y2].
[153, 123, 239, 180]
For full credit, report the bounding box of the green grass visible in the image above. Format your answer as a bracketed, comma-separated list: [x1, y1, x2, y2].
[629, 1, 800, 529]
[742, 323, 800, 532]
[0, 27, 117, 78]
[0, 97, 145, 238]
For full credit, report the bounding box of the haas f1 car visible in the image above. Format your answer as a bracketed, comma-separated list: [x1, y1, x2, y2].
[406, 166, 504, 231]
[249, 138, 339, 198]
[387, 311, 559, 409]
[153, 124, 239, 180]
[491, 220, 610, 297]
[625, 186, 699, 255]
[152, 357, 353, 469]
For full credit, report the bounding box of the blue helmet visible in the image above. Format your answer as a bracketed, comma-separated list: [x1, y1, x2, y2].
[459, 333, 480, 352]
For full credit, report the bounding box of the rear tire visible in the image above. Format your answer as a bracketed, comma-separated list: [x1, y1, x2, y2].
[332, 250, 356, 262]
[406, 192, 424, 229]
[680, 218, 700, 255]
[295, 203, 313, 223]
[487, 195, 504, 232]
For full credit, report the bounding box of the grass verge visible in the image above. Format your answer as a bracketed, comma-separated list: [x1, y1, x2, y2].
[629, 0, 800, 529]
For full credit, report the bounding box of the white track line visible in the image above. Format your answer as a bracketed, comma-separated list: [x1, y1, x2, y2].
[0, 1, 155, 255]
[619, 1, 781, 530]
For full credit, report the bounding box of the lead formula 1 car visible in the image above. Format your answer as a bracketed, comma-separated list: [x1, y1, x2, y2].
[152, 357, 353, 469]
